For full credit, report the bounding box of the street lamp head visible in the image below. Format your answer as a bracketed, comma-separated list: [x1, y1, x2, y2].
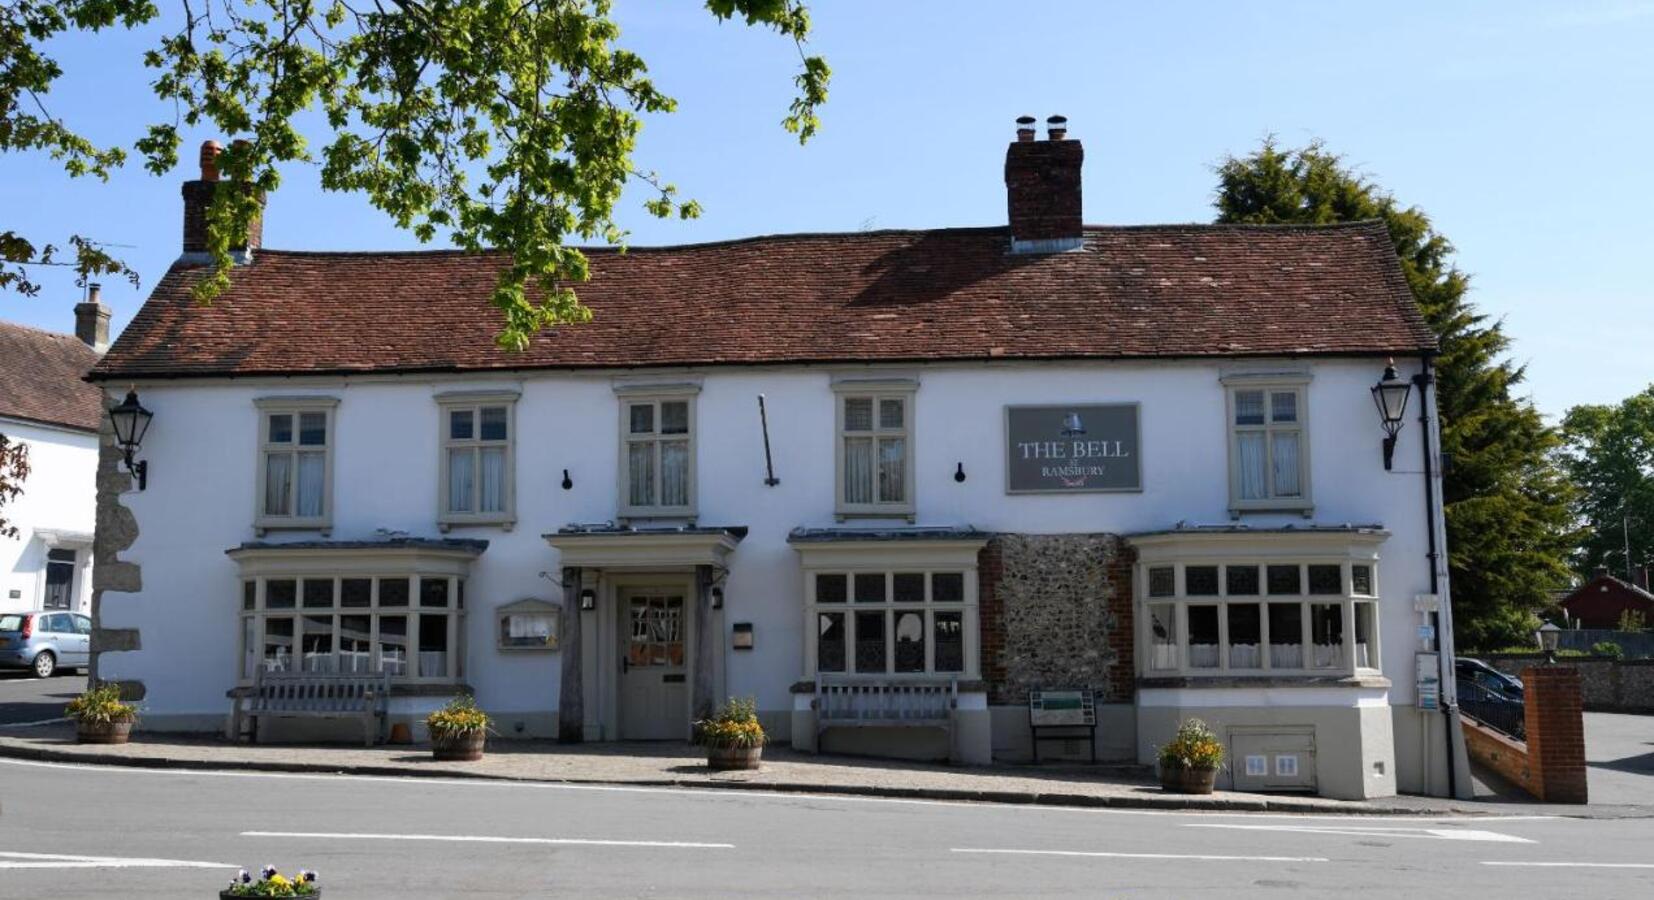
[1371, 360, 1413, 470]
[1537, 621, 1562, 662]
[107, 389, 153, 491]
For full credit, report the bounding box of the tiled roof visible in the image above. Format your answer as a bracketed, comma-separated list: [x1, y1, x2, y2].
[0, 321, 103, 432]
[91, 221, 1435, 381]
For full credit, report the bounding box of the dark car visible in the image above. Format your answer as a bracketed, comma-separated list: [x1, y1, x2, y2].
[0, 612, 92, 678]
[1456, 657, 1524, 700]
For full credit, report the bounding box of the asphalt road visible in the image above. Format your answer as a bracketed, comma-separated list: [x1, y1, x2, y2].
[0, 672, 85, 726]
[2, 757, 1653, 899]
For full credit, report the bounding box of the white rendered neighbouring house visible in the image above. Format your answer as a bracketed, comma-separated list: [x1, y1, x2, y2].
[0, 295, 111, 619]
[87, 120, 1472, 800]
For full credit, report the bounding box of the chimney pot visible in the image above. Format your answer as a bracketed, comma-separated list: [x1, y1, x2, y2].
[182, 137, 263, 258]
[73, 282, 111, 353]
[1015, 115, 1037, 142]
[1046, 114, 1068, 140]
[199, 140, 223, 182]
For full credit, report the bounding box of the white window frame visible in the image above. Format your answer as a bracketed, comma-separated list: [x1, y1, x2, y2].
[615, 382, 700, 520]
[832, 377, 918, 520]
[1222, 374, 1312, 516]
[253, 396, 339, 535]
[1137, 554, 1382, 679]
[437, 391, 519, 531]
[794, 536, 986, 680]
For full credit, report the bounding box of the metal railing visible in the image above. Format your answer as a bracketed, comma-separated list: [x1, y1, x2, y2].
[1458, 680, 1525, 741]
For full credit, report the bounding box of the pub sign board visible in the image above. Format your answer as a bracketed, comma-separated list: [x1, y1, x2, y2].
[1005, 404, 1142, 493]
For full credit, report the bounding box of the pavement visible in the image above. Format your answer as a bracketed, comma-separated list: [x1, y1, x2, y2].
[0, 724, 1469, 816]
[3, 754, 1653, 898]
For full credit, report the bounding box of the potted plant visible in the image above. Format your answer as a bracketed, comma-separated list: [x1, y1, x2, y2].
[64, 682, 137, 745]
[1157, 718, 1223, 794]
[426, 693, 490, 761]
[694, 696, 765, 770]
[222, 864, 319, 898]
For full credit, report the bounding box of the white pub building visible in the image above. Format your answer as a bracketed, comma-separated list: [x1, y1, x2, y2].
[88, 118, 1470, 799]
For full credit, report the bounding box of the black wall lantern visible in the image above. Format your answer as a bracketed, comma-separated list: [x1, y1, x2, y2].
[578, 587, 596, 611]
[1370, 361, 1412, 471]
[710, 585, 725, 610]
[108, 389, 153, 490]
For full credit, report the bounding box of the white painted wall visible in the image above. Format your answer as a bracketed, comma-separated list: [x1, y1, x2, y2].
[100, 356, 1438, 725]
[0, 418, 98, 616]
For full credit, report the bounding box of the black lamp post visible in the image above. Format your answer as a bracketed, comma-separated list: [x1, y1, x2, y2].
[108, 389, 153, 490]
[1371, 360, 1413, 471]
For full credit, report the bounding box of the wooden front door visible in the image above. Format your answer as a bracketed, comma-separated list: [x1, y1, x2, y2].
[619, 591, 689, 740]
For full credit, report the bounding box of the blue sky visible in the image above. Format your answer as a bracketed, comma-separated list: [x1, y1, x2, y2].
[4, 1, 1649, 418]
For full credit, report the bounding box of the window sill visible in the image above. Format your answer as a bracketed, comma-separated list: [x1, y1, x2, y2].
[253, 519, 332, 537]
[438, 517, 516, 532]
[835, 508, 917, 523]
[1137, 674, 1390, 690]
[618, 508, 698, 521]
[1228, 502, 1314, 518]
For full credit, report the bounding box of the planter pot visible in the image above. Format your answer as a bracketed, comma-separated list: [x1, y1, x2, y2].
[431, 731, 486, 761]
[75, 719, 133, 745]
[1159, 764, 1218, 795]
[221, 890, 320, 899]
[705, 744, 763, 771]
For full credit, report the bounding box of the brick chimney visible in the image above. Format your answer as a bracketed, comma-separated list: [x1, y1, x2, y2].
[182, 139, 263, 258]
[1005, 114, 1084, 254]
[73, 283, 111, 353]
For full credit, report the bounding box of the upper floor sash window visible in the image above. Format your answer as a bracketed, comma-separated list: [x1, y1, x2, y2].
[833, 377, 917, 519]
[616, 381, 699, 519]
[438, 392, 519, 530]
[1223, 374, 1312, 515]
[254, 396, 338, 534]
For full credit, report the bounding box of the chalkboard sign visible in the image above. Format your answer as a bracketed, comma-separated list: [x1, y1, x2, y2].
[1005, 404, 1141, 493]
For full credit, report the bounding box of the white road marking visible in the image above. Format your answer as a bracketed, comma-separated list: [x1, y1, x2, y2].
[0, 850, 235, 870]
[1482, 861, 1654, 869]
[0, 717, 69, 728]
[952, 848, 1329, 863]
[0, 757, 1555, 823]
[1184, 823, 1534, 843]
[243, 830, 734, 849]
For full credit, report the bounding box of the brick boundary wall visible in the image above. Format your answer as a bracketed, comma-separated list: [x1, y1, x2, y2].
[1461, 665, 1588, 803]
[1485, 655, 1654, 714]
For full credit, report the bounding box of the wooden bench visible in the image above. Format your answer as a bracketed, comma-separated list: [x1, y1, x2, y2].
[815, 675, 958, 737]
[229, 669, 390, 746]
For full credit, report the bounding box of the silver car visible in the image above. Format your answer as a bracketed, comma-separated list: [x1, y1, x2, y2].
[0, 612, 91, 678]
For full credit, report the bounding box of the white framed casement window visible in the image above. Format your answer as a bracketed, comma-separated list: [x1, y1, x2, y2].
[804, 569, 979, 678]
[236, 573, 467, 685]
[1222, 375, 1311, 515]
[616, 382, 699, 520]
[1138, 558, 1382, 678]
[832, 377, 917, 519]
[437, 391, 519, 530]
[254, 397, 338, 534]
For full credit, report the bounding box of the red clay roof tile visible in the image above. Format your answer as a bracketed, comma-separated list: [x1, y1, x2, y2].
[91, 221, 1435, 380]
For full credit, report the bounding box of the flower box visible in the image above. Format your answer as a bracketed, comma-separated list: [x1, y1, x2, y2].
[432, 732, 486, 761]
[76, 719, 133, 745]
[706, 745, 762, 771]
[1159, 764, 1217, 794]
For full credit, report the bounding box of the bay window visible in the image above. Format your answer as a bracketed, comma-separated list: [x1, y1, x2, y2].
[438, 392, 518, 529]
[807, 570, 974, 677]
[255, 397, 338, 533]
[1137, 538, 1383, 678]
[229, 541, 483, 686]
[238, 574, 464, 683]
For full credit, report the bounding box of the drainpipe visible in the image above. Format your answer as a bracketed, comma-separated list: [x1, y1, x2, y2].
[1414, 356, 1471, 799]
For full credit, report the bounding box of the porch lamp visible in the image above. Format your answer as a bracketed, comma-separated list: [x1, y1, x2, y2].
[1536, 621, 1562, 664]
[1370, 360, 1412, 471]
[108, 389, 153, 490]
[578, 588, 596, 611]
